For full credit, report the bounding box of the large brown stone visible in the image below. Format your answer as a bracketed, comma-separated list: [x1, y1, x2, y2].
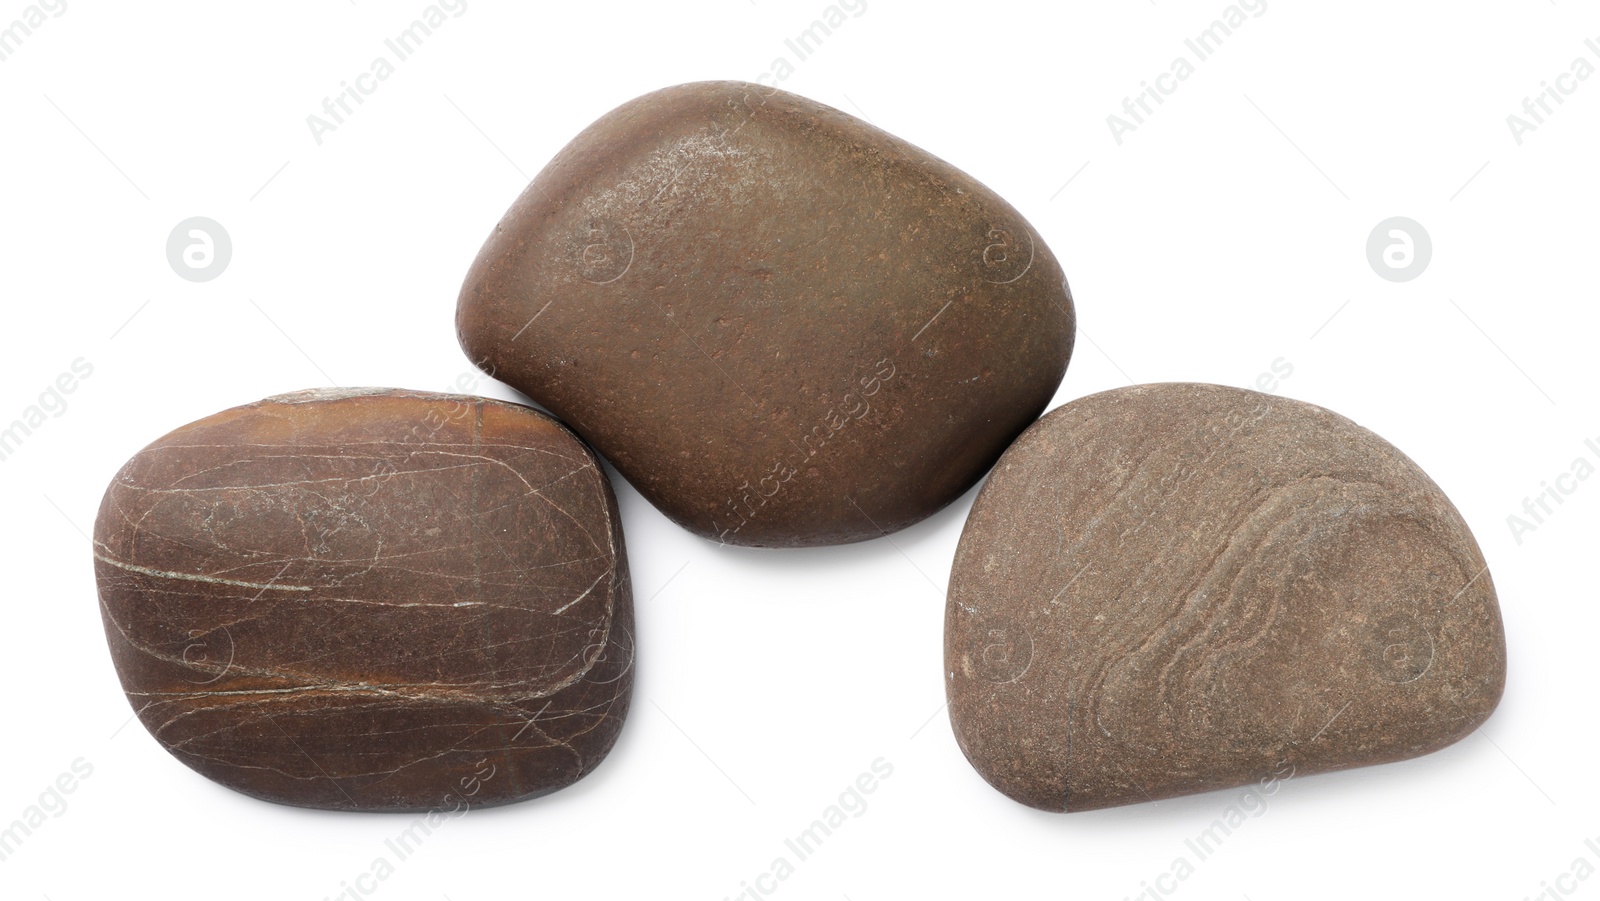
[94, 389, 633, 811]
[945, 383, 1506, 812]
[457, 81, 1075, 547]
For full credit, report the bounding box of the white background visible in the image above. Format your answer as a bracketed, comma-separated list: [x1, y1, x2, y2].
[1, 2, 1595, 899]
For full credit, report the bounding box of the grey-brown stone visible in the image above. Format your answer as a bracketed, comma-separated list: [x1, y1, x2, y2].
[945, 383, 1506, 811]
[457, 80, 1075, 547]
[94, 388, 633, 811]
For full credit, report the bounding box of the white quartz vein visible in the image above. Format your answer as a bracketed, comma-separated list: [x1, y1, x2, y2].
[95, 552, 312, 592]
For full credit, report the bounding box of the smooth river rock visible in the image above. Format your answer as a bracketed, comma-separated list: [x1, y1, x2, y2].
[458, 80, 1075, 547]
[945, 383, 1506, 812]
[94, 389, 634, 811]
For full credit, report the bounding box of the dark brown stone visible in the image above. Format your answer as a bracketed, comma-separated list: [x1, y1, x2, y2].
[945, 383, 1506, 812]
[93, 388, 633, 811]
[457, 80, 1075, 547]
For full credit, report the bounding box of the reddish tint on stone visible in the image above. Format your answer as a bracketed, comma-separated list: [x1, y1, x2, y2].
[458, 81, 1075, 548]
[94, 389, 634, 811]
[946, 383, 1506, 812]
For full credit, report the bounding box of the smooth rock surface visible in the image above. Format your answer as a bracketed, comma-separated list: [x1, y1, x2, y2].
[945, 383, 1506, 812]
[94, 389, 634, 811]
[458, 80, 1075, 547]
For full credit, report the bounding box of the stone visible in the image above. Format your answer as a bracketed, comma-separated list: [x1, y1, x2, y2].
[457, 81, 1075, 548]
[945, 383, 1506, 812]
[93, 388, 634, 811]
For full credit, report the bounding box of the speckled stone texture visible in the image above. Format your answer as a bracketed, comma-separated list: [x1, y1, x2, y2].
[457, 80, 1075, 548]
[94, 389, 634, 811]
[945, 383, 1506, 812]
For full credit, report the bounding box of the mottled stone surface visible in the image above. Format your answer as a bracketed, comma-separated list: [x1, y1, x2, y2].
[458, 80, 1075, 547]
[946, 383, 1506, 812]
[94, 389, 633, 811]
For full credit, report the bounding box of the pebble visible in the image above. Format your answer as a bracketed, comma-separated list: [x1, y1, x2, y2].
[457, 81, 1075, 547]
[945, 383, 1506, 811]
[93, 388, 634, 811]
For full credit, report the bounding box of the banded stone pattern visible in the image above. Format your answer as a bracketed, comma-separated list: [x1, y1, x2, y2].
[946, 383, 1506, 812]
